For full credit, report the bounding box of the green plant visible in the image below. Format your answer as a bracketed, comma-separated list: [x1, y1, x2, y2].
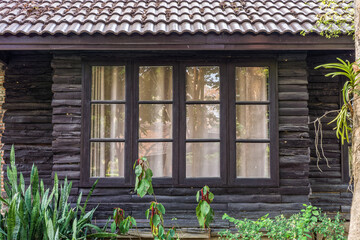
[219, 214, 269, 240]
[219, 204, 346, 240]
[133, 157, 154, 197]
[133, 157, 178, 240]
[195, 185, 214, 229]
[0, 145, 117, 240]
[315, 58, 360, 145]
[145, 201, 176, 239]
[111, 208, 136, 235]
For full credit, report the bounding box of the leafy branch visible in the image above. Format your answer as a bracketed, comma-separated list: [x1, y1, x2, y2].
[133, 157, 178, 240]
[195, 186, 214, 229]
[315, 58, 360, 144]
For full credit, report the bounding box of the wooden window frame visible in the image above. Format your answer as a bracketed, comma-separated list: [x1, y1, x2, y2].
[80, 57, 279, 188]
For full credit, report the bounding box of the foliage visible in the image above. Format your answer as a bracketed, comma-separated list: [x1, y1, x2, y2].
[145, 202, 176, 240]
[0, 145, 116, 240]
[133, 157, 178, 240]
[111, 208, 136, 235]
[301, 0, 354, 38]
[315, 58, 360, 145]
[133, 157, 154, 198]
[195, 185, 215, 229]
[218, 204, 346, 240]
[218, 214, 269, 240]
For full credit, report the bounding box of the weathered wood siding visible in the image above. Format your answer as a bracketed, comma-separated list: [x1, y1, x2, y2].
[1, 51, 317, 230]
[49, 52, 311, 228]
[2, 52, 53, 186]
[51, 55, 82, 194]
[307, 51, 353, 220]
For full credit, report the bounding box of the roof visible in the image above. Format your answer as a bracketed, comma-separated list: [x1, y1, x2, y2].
[0, 0, 340, 36]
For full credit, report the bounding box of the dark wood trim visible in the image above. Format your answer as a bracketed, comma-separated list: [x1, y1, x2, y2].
[80, 61, 131, 187]
[80, 62, 91, 186]
[340, 77, 351, 183]
[134, 62, 178, 186]
[228, 60, 279, 187]
[0, 33, 354, 50]
[81, 56, 279, 188]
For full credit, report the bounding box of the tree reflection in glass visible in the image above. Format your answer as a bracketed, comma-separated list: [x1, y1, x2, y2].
[186, 66, 221, 178]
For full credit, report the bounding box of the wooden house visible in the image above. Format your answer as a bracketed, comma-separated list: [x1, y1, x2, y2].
[0, 0, 355, 236]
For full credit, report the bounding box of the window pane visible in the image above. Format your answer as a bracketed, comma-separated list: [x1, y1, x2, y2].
[186, 142, 220, 178]
[186, 104, 220, 139]
[236, 105, 269, 139]
[236, 143, 269, 178]
[236, 67, 268, 101]
[91, 104, 125, 139]
[92, 66, 125, 100]
[186, 66, 220, 101]
[139, 142, 172, 177]
[90, 142, 124, 177]
[139, 104, 172, 139]
[139, 66, 173, 100]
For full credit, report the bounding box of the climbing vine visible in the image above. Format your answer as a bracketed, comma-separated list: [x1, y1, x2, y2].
[302, 0, 354, 38]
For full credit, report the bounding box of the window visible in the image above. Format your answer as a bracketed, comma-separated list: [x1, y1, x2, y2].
[82, 59, 278, 187]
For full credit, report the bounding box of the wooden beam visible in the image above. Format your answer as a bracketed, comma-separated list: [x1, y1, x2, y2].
[0, 33, 354, 50]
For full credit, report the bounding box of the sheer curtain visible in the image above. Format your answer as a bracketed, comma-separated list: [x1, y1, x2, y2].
[138, 66, 173, 177]
[236, 67, 269, 178]
[185, 66, 220, 178]
[90, 66, 125, 177]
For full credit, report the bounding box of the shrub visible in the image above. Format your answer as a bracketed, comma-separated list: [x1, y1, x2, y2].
[0, 145, 116, 240]
[219, 204, 346, 240]
[195, 186, 215, 229]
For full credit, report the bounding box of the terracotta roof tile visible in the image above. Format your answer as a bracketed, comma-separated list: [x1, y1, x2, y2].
[0, 0, 352, 36]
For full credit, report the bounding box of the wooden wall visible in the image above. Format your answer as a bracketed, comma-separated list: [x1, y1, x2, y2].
[307, 51, 353, 220]
[4, 50, 351, 231]
[49, 52, 311, 229]
[2, 52, 53, 186]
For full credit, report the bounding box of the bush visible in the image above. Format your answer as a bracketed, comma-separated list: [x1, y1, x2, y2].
[0, 146, 116, 240]
[219, 204, 346, 240]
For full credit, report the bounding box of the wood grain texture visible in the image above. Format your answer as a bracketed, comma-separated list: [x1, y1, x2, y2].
[1, 51, 323, 232]
[2, 52, 53, 186]
[307, 51, 354, 220]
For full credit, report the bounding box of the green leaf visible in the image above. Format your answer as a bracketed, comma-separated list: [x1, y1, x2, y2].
[208, 192, 214, 202]
[145, 209, 150, 219]
[158, 225, 164, 237]
[138, 180, 150, 198]
[157, 203, 166, 215]
[200, 201, 210, 216]
[145, 168, 153, 181]
[135, 165, 142, 177]
[7, 199, 16, 240]
[152, 215, 161, 227]
[110, 221, 116, 233]
[196, 191, 200, 202]
[30, 164, 39, 197]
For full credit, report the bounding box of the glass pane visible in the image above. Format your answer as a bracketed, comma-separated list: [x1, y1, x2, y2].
[236, 67, 268, 101]
[139, 142, 172, 177]
[236, 143, 269, 178]
[139, 66, 173, 100]
[90, 142, 124, 177]
[186, 66, 220, 101]
[92, 66, 125, 100]
[186, 104, 220, 139]
[91, 104, 125, 139]
[236, 105, 269, 139]
[139, 104, 172, 139]
[186, 142, 220, 178]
